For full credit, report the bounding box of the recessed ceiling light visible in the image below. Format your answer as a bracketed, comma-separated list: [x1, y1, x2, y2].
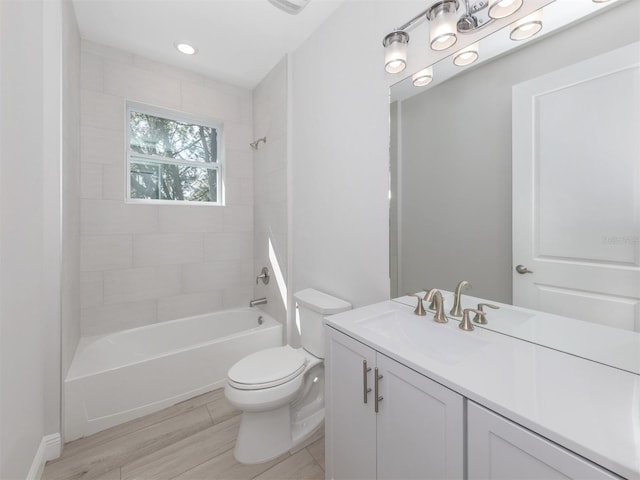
[175, 42, 197, 55]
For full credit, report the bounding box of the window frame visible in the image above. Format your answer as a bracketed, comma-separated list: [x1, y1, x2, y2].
[125, 101, 224, 206]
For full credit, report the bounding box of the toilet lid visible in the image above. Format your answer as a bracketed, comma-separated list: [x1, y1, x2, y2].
[227, 346, 307, 390]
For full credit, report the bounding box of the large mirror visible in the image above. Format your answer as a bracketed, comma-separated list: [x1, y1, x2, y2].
[389, 0, 640, 374]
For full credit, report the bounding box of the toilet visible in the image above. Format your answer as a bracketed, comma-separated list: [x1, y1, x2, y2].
[224, 288, 351, 464]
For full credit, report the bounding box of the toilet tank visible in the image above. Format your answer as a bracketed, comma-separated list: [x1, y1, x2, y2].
[294, 288, 351, 359]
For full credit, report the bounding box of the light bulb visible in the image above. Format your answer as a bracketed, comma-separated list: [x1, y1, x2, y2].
[488, 0, 523, 19]
[510, 10, 543, 41]
[453, 43, 479, 66]
[412, 66, 434, 87]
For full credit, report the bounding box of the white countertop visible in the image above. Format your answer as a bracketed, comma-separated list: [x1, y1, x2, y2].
[325, 300, 640, 479]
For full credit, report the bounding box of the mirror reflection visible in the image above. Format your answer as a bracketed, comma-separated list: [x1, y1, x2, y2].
[389, 0, 640, 373]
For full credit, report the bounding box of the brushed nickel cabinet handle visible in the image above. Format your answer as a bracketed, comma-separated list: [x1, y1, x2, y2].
[374, 367, 384, 413]
[363, 360, 372, 404]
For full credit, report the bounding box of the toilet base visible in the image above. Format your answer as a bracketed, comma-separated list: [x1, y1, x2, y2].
[233, 406, 324, 464]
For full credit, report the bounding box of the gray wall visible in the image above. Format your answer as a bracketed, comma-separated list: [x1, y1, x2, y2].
[398, 2, 640, 303]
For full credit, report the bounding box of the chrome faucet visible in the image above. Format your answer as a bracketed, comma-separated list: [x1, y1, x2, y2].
[450, 280, 471, 317]
[424, 289, 448, 323]
[249, 297, 267, 307]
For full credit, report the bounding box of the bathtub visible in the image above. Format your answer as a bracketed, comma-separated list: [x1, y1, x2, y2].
[64, 307, 283, 441]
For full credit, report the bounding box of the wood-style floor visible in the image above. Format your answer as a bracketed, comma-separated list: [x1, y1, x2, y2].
[43, 389, 325, 480]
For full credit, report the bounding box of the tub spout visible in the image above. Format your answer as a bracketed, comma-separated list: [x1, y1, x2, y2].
[249, 297, 267, 307]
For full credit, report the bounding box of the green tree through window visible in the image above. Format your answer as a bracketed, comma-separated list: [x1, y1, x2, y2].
[128, 106, 221, 203]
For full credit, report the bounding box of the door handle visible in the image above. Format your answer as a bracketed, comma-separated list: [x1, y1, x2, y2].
[515, 264, 533, 274]
[363, 360, 372, 404]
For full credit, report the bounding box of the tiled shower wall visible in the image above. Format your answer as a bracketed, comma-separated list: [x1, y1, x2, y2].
[79, 41, 254, 336]
[252, 57, 288, 328]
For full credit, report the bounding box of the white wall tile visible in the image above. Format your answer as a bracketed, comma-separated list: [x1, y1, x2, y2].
[81, 300, 157, 336]
[203, 232, 253, 261]
[158, 205, 223, 233]
[80, 271, 103, 308]
[157, 291, 224, 322]
[102, 163, 125, 200]
[81, 163, 103, 199]
[224, 176, 253, 205]
[223, 285, 254, 309]
[82, 199, 158, 235]
[81, 90, 124, 131]
[103, 265, 181, 305]
[225, 148, 253, 178]
[182, 260, 242, 293]
[103, 61, 181, 110]
[80, 51, 103, 92]
[79, 44, 255, 335]
[225, 124, 253, 152]
[81, 40, 134, 65]
[133, 233, 203, 267]
[133, 56, 207, 84]
[180, 80, 242, 123]
[267, 167, 287, 204]
[81, 235, 132, 271]
[81, 126, 124, 165]
[223, 205, 253, 233]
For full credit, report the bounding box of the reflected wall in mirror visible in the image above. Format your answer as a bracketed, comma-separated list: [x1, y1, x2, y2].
[389, 1, 639, 331]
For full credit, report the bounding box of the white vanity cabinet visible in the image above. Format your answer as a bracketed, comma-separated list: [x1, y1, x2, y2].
[467, 402, 620, 480]
[325, 326, 464, 480]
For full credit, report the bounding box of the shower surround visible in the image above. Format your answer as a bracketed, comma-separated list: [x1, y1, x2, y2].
[79, 40, 255, 337]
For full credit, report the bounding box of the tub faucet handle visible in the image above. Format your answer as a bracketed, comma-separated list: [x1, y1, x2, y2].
[256, 267, 270, 285]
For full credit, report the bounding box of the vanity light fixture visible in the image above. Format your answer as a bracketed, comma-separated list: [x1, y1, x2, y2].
[428, 0, 459, 51]
[412, 66, 434, 86]
[453, 42, 479, 66]
[510, 9, 543, 41]
[175, 42, 197, 55]
[487, 0, 523, 19]
[383, 31, 410, 73]
[383, 0, 524, 74]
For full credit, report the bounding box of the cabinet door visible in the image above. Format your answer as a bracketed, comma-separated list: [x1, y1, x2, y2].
[468, 402, 619, 479]
[325, 327, 377, 480]
[376, 353, 464, 480]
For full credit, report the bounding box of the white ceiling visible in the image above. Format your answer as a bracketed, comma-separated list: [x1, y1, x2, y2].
[72, 0, 345, 90]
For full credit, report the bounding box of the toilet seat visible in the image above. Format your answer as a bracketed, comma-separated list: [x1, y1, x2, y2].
[228, 346, 307, 390]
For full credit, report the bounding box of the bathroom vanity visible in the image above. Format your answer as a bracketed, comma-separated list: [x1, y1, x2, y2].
[324, 300, 640, 479]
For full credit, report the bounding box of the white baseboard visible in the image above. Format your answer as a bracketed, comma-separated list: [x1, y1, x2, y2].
[26, 433, 61, 480]
[44, 433, 62, 461]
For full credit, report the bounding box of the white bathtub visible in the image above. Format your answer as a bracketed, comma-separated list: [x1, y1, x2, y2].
[64, 307, 283, 441]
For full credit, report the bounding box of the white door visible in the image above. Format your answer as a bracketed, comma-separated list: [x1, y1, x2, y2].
[376, 353, 464, 480]
[512, 42, 640, 331]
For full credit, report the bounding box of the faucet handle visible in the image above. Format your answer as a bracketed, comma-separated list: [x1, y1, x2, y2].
[473, 303, 499, 324]
[459, 308, 484, 331]
[408, 294, 426, 316]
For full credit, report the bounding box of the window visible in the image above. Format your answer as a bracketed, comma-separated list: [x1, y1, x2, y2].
[127, 103, 223, 204]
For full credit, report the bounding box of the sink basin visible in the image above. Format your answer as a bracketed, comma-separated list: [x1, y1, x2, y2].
[354, 308, 489, 364]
